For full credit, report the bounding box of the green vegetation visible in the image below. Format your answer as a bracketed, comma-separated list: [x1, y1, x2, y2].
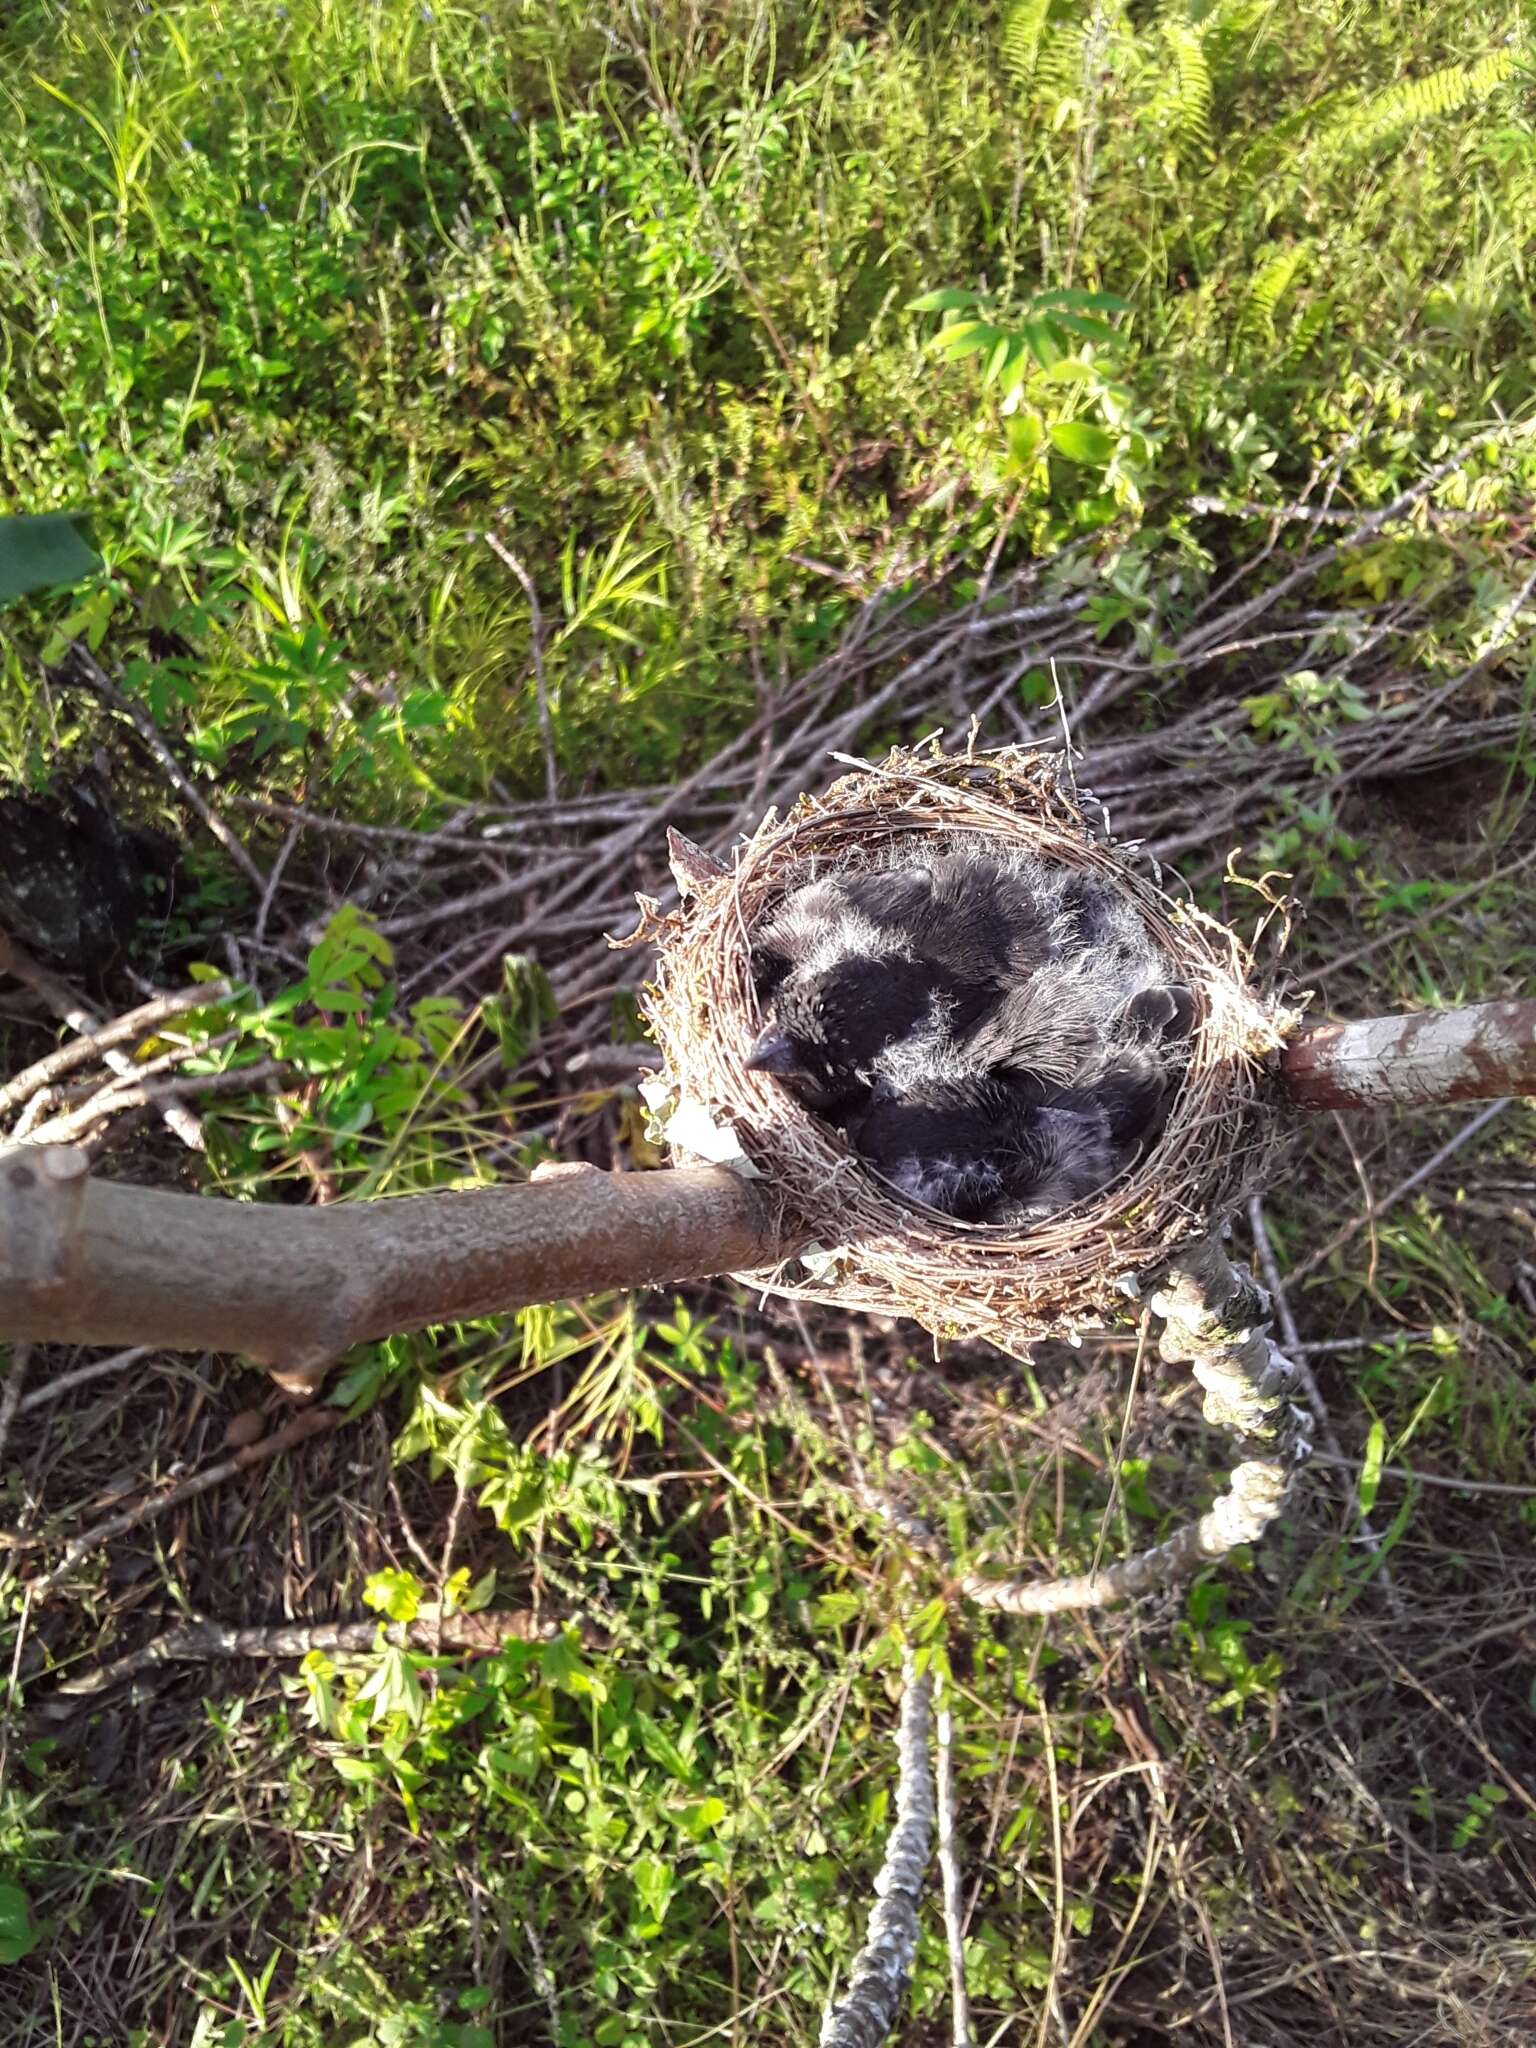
[2, 2, 1535, 2044]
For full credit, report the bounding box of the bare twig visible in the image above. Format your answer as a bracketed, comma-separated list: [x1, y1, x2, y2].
[0, 1342, 31, 1471]
[25, 1406, 345, 1600]
[935, 1674, 973, 2048]
[18, 1059, 288, 1149]
[1288, 1099, 1512, 1285]
[0, 979, 232, 1120]
[56, 642, 269, 892]
[0, 930, 207, 1151]
[485, 533, 559, 803]
[0, 1148, 801, 1371]
[47, 1604, 557, 1701]
[17, 1345, 152, 1414]
[1305, 1451, 1536, 1499]
[1248, 1196, 1401, 1610]
[253, 820, 301, 945]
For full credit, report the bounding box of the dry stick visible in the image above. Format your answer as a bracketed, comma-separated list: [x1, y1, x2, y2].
[0, 979, 232, 1120]
[18, 1058, 289, 1149]
[1379, 1647, 1536, 1822]
[1287, 1098, 1512, 1287]
[47, 1605, 556, 1701]
[0, 1001, 1521, 1368]
[1178, 436, 1510, 656]
[11, 1028, 240, 1139]
[934, 1675, 974, 2048]
[1187, 493, 1368, 526]
[959, 1239, 1309, 1617]
[253, 820, 301, 945]
[432, 591, 1089, 994]
[25, 1406, 344, 1600]
[1306, 1451, 1536, 1499]
[1314, 843, 1536, 985]
[0, 930, 206, 1152]
[1247, 1197, 1402, 1612]
[18, 1345, 151, 1414]
[820, 1654, 935, 2048]
[0, 1342, 31, 1471]
[58, 642, 269, 893]
[484, 532, 559, 803]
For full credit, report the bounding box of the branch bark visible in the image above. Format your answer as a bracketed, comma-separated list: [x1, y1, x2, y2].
[0, 997, 1525, 1374]
[1279, 998, 1536, 1110]
[0, 1150, 800, 1382]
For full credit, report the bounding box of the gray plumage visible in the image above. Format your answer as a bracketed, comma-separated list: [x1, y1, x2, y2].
[748, 842, 1195, 1220]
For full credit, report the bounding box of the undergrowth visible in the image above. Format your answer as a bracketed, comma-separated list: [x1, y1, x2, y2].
[2, 3, 1535, 2045]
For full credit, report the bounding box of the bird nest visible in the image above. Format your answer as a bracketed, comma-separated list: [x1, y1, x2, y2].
[635, 743, 1294, 1350]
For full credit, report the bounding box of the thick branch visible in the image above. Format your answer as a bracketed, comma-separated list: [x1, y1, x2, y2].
[0, 998, 1525, 1375]
[1281, 999, 1536, 1110]
[0, 1149, 800, 1371]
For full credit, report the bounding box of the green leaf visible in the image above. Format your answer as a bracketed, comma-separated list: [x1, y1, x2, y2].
[632, 1853, 675, 1922]
[362, 1568, 421, 1623]
[1358, 1419, 1386, 1516]
[933, 319, 1008, 360]
[0, 513, 101, 605]
[1049, 421, 1117, 464]
[678, 1796, 729, 1841]
[1020, 317, 1064, 370]
[0, 1882, 40, 1964]
[907, 286, 987, 313]
[331, 1754, 386, 1785]
[1047, 312, 1121, 347]
[1006, 413, 1046, 467]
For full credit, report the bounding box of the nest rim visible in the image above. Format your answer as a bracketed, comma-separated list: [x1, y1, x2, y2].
[640, 744, 1292, 1346]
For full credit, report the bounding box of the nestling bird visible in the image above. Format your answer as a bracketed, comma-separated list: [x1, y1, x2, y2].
[848, 1040, 1180, 1224]
[748, 845, 1189, 1096]
[747, 843, 1195, 1220]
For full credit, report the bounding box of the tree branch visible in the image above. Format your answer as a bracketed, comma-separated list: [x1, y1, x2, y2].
[1, 997, 1525, 1378]
[0, 1149, 799, 1380]
[1280, 998, 1536, 1110]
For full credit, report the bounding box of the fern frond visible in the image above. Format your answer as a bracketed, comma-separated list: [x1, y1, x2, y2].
[1331, 51, 1516, 155]
[1035, 22, 1089, 101]
[1284, 294, 1335, 365]
[1161, 22, 1213, 146]
[1001, 0, 1054, 87]
[1243, 243, 1307, 336]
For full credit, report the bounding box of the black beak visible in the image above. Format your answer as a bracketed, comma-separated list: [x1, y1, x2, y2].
[745, 1024, 805, 1078]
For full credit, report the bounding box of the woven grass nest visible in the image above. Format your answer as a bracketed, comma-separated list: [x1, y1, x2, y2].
[637, 743, 1294, 1350]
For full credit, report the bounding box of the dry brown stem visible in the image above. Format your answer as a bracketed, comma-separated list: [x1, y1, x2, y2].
[0, 929, 208, 1151]
[24, 1405, 345, 1599]
[0, 979, 231, 1119]
[47, 1605, 560, 1703]
[56, 642, 269, 892]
